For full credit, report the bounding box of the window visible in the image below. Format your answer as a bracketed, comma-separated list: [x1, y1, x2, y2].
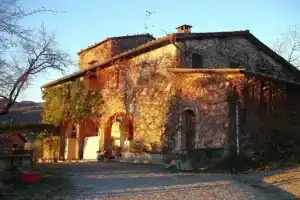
[13, 144, 18, 149]
[71, 125, 77, 137]
[192, 54, 203, 68]
[230, 62, 239, 69]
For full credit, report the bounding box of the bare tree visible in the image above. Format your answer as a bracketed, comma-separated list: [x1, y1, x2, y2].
[272, 26, 300, 68]
[0, 27, 71, 115]
[0, 0, 56, 52]
[0, 0, 71, 115]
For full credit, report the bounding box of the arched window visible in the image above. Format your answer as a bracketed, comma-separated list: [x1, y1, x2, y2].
[182, 109, 196, 150]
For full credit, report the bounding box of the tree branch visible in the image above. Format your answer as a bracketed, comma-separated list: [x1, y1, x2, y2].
[0, 24, 72, 115]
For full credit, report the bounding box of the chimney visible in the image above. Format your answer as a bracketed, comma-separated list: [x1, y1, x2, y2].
[176, 24, 192, 33]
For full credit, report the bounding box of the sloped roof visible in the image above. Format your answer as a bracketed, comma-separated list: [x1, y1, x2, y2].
[42, 30, 300, 88]
[0, 131, 27, 142]
[77, 34, 155, 55]
[169, 68, 300, 87]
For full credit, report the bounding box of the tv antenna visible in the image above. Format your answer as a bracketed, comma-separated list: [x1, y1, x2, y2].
[144, 10, 155, 30]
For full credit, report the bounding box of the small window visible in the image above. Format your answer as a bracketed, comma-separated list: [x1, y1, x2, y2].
[230, 62, 239, 68]
[192, 54, 203, 68]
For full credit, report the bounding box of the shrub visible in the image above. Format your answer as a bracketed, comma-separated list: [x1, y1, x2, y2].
[43, 136, 60, 162]
[150, 142, 161, 152]
[214, 152, 259, 172]
[130, 139, 147, 153]
[25, 140, 44, 163]
[112, 145, 123, 157]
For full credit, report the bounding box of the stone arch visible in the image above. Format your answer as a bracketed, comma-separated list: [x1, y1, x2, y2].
[78, 118, 99, 159]
[181, 109, 196, 150]
[104, 112, 133, 150]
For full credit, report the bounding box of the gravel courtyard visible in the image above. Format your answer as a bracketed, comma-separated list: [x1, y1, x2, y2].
[1, 162, 280, 200]
[60, 162, 270, 200]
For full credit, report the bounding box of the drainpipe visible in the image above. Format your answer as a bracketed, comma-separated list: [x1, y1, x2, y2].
[235, 103, 240, 156]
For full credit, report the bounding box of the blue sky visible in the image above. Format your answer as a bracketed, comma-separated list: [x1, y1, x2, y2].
[19, 0, 300, 102]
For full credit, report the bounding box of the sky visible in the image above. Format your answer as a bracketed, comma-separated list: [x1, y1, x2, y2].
[18, 0, 300, 102]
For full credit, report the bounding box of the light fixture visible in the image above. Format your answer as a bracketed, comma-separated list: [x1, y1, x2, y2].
[115, 117, 122, 125]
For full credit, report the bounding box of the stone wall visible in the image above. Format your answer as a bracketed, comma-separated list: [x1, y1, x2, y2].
[165, 74, 235, 153]
[238, 75, 300, 162]
[112, 35, 155, 55]
[79, 40, 114, 70]
[80, 40, 250, 154]
[79, 35, 154, 70]
[121, 152, 163, 164]
[77, 34, 300, 160]
[177, 37, 296, 80]
[82, 44, 177, 151]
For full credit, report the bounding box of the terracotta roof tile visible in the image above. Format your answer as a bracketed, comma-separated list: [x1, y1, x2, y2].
[42, 30, 300, 88]
[77, 34, 155, 55]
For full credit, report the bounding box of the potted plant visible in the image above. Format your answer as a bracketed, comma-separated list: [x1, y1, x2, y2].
[112, 145, 122, 158]
[178, 151, 191, 171]
[22, 171, 40, 184]
[22, 163, 40, 184]
[129, 139, 147, 153]
[96, 149, 104, 162]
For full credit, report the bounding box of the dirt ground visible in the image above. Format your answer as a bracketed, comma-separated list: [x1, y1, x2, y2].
[236, 166, 300, 200]
[0, 162, 276, 200]
[262, 167, 300, 198]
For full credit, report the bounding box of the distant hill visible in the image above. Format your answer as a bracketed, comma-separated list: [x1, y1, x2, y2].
[0, 100, 43, 124]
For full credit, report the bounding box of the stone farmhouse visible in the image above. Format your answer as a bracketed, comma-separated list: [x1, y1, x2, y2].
[42, 25, 300, 165]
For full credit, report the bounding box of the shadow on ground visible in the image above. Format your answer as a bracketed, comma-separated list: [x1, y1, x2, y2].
[0, 164, 76, 200]
[3, 162, 295, 200]
[57, 162, 268, 199]
[236, 168, 300, 200]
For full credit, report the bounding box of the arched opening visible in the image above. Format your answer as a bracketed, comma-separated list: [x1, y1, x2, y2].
[104, 113, 133, 150]
[182, 109, 196, 150]
[78, 119, 99, 159]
